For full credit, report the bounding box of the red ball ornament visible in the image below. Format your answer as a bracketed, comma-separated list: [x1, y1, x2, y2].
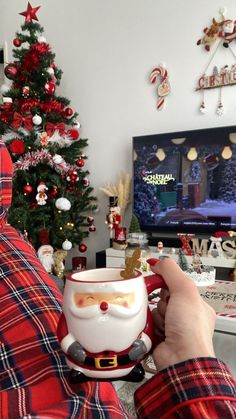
[23, 184, 33, 195]
[89, 225, 96, 232]
[76, 158, 85, 167]
[48, 186, 59, 199]
[13, 38, 22, 47]
[44, 81, 56, 95]
[9, 139, 25, 154]
[83, 178, 90, 187]
[79, 244, 87, 253]
[65, 107, 73, 117]
[4, 63, 18, 80]
[87, 216, 94, 223]
[66, 185, 76, 192]
[67, 129, 79, 140]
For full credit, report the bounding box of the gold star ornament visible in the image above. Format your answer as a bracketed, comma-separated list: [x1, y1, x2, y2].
[20, 2, 41, 22]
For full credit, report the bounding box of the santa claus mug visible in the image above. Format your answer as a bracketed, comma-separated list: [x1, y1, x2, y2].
[57, 267, 166, 383]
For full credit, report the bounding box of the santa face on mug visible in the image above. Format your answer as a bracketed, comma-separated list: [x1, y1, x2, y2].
[63, 275, 148, 353]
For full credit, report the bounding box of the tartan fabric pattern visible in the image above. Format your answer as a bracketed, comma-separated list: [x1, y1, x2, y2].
[1, 140, 236, 418]
[0, 141, 13, 225]
[134, 357, 236, 418]
[0, 141, 130, 418]
[0, 228, 130, 419]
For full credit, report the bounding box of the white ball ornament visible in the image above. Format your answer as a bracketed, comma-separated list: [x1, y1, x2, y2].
[52, 154, 63, 164]
[47, 67, 54, 75]
[55, 197, 71, 211]
[32, 114, 42, 125]
[38, 36, 47, 43]
[62, 239, 73, 250]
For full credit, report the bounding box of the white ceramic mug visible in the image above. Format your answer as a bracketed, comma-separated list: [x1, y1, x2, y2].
[57, 267, 166, 382]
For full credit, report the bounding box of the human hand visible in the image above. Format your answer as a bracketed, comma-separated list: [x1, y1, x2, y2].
[148, 258, 216, 371]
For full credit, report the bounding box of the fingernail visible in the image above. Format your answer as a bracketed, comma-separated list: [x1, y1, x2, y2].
[147, 258, 159, 266]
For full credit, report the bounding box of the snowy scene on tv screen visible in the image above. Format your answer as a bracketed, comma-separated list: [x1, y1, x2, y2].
[133, 143, 236, 231]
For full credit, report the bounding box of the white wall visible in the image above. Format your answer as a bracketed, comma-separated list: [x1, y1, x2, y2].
[1, 0, 236, 267]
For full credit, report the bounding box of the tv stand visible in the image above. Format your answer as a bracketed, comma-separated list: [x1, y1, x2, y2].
[147, 232, 212, 248]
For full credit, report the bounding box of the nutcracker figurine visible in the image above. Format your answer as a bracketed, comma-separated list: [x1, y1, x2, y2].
[105, 196, 122, 246]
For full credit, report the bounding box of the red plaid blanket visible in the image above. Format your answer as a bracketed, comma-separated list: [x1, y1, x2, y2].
[0, 142, 129, 418]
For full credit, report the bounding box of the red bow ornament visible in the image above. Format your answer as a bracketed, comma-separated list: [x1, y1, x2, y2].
[45, 121, 65, 136]
[11, 112, 33, 131]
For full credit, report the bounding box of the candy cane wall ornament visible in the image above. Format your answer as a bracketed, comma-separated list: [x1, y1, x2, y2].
[150, 65, 171, 110]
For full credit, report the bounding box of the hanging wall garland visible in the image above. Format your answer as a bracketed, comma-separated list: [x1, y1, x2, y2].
[196, 8, 236, 116]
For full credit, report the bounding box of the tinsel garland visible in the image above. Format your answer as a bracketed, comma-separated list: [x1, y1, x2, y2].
[14, 149, 77, 175]
[21, 42, 51, 73]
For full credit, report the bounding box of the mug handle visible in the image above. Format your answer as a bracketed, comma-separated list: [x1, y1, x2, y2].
[145, 273, 168, 295]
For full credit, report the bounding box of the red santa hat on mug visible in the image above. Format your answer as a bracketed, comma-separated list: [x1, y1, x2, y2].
[37, 182, 48, 192]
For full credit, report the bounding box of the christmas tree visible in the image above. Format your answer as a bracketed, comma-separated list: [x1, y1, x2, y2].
[129, 214, 141, 233]
[0, 3, 97, 253]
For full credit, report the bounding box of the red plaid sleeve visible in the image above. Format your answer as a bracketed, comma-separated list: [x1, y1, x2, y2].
[0, 224, 131, 418]
[134, 358, 236, 418]
[0, 141, 13, 226]
[0, 142, 129, 418]
[0, 225, 131, 418]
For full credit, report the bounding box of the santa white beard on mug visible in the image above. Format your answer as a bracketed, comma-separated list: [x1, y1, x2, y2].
[64, 277, 148, 353]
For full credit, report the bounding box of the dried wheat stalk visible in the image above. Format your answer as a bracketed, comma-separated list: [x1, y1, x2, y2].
[100, 172, 131, 218]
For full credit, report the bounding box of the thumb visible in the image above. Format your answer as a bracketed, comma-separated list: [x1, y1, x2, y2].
[147, 257, 195, 294]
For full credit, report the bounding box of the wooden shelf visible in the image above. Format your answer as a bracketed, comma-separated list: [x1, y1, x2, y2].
[106, 247, 236, 269]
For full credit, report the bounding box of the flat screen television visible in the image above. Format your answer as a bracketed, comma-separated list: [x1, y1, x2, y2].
[133, 125, 236, 236]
